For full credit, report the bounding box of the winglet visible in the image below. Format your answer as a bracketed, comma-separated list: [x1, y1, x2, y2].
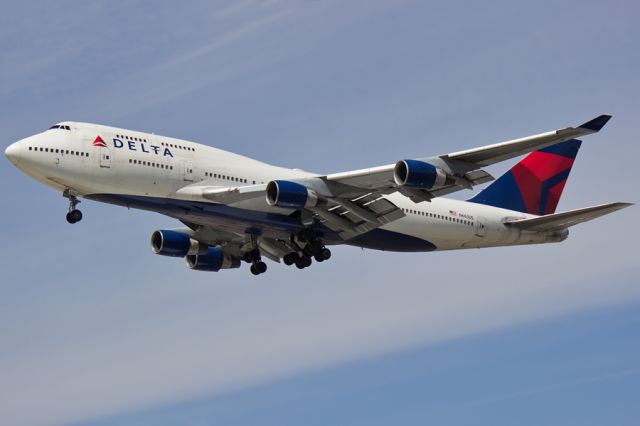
[578, 114, 612, 132]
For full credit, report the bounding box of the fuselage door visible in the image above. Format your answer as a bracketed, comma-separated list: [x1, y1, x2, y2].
[475, 217, 488, 237]
[99, 148, 112, 168]
[183, 161, 194, 181]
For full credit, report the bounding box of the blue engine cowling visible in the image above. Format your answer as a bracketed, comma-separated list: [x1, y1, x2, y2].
[186, 247, 241, 272]
[266, 180, 318, 209]
[151, 230, 197, 257]
[394, 159, 449, 189]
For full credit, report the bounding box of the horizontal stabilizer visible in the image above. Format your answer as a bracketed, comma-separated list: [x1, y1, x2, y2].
[505, 202, 633, 232]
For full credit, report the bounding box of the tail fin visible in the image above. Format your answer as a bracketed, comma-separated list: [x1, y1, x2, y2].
[468, 139, 581, 215]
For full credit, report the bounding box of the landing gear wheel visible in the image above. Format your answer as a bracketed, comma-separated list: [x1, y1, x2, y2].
[250, 264, 260, 275]
[313, 248, 331, 263]
[294, 254, 312, 269]
[256, 261, 267, 274]
[66, 209, 82, 224]
[320, 248, 331, 260]
[283, 253, 296, 266]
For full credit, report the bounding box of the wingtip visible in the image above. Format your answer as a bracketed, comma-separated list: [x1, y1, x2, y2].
[578, 114, 612, 132]
[617, 202, 634, 208]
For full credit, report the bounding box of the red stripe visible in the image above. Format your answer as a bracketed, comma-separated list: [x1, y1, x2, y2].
[545, 180, 567, 214]
[520, 151, 574, 181]
[510, 163, 541, 214]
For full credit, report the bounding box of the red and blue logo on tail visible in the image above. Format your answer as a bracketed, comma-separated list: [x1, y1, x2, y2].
[469, 139, 581, 215]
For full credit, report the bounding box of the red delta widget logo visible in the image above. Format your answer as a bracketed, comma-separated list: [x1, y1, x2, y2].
[92, 136, 107, 147]
[110, 137, 174, 157]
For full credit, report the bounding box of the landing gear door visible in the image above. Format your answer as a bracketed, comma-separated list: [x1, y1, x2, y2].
[183, 161, 194, 181]
[475, 217, 487, 237]
[99, 148, 111, 168]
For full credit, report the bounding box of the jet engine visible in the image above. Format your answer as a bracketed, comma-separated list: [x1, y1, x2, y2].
[266, 180, 318, 209]
[186, 247, 241, 271]
[151, 230, 203, 257]
[394, 159, 451, 189]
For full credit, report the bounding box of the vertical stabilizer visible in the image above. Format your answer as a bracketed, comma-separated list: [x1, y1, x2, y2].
[468, 139, 581, 215]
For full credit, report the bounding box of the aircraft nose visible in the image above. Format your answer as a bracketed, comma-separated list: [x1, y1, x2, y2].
[5, 141, 22, 166]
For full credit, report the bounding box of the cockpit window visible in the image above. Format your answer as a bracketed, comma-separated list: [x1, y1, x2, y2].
[48, 124, 71, 130]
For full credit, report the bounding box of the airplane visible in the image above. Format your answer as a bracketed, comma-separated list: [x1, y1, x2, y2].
[4, 115, 632, 275]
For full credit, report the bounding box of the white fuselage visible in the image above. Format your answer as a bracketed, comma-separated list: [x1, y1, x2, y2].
[6, 122, 567, 252]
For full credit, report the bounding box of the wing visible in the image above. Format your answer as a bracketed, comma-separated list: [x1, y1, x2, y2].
[312, 115, 611, 237]
[325, 114, 611, 199]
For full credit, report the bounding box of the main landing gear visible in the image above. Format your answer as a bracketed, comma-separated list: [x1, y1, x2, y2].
[243, 230, 331, 276]
[243, 248, 268, 276]
[63, 190, 82, 224]
[282, 229, 331, 270]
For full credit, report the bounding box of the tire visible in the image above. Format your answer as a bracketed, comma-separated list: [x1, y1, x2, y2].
[321, 248, 331, 260]
[256, 261, 267, 274]
[250, 264, 260, 275]
[66, 209, 82, 224]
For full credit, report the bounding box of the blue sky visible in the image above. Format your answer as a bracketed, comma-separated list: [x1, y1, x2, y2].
[1, 1, 638, 425]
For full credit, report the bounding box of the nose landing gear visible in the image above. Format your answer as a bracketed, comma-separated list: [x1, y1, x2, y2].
[63, 190, 82, 224]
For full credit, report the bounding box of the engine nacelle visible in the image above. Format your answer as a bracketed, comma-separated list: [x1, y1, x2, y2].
[266, 180, 318, 209]
[186, 247, 241, 272]
[394, 159, 449, 189]
[151, 230, 202, 257]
